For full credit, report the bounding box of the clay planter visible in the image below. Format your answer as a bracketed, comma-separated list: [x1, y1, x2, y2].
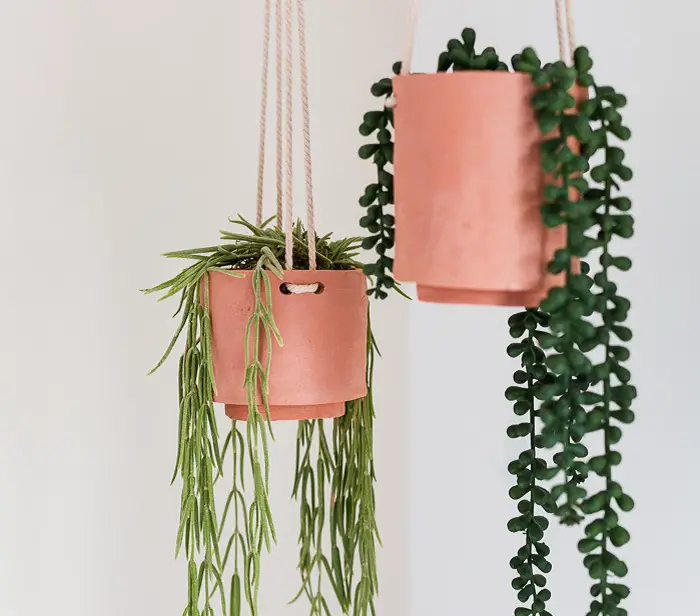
[392, 71, 582, 307]
[206, 268, 368, 421]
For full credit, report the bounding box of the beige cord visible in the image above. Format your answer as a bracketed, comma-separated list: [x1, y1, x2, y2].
[283, 0, 294, 270]
[285, 282, 320, 294]
[255, 0, 272, 226]
[555, 0, 577, 63]
[385, 0, 419, 108]
[296, 0, 317, 270]
[564, 0, 577, 60]
[555, 0, 567, 62]
[255, 0, 319, 284]
[400, 0, 420, 76]
[275, 0, 284, 223]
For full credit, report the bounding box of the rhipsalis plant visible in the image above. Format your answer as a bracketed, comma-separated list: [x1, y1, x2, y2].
[145, 218, 380, 616]
[358, 26, 635, 616]
[292, 341, 380, 616]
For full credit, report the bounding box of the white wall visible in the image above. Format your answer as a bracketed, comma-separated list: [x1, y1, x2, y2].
[0, 2, 410, 615]
[408, 2, 700, 615]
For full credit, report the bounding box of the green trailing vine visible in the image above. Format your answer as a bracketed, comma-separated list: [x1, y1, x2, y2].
[512, 48, 594, 528]
[291, 334, 380, 616]
[145, 218, 380, 616]
[220, 419, 249, 616]
[358, 26, 635, 616]
[292, 418, 336, 615]
[331, 336, 381, 616]
[513, 46, 636, 616]
[574, 51, 636, 616]
[506, 309, 558, 616]
[358, 61, 400, 299]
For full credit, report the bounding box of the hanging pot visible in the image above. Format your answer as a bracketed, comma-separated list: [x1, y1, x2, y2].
[392, 71, 584, 307]
[206, 268, 368, 421]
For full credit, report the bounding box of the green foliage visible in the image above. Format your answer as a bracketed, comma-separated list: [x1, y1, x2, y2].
[574, 49, 635, 616]
[291, 330, 381, 616]
[515, 56, 594, 527]
[438, 28, 509, 72]
[219, 420, 248, 616]
[290, 325, 381, 616]
[171, 275, 227, 616]
[506, 309, 557, 616]
[330, 334, 381, 616]
[145, 218, 379, 616]
[358, 62, 402, 298]
[513, 44, 636, 616]
[294, 328, 380, 616]
[290, 330, 381, 616]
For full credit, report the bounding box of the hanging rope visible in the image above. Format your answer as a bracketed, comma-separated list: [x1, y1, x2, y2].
[555, 0, 567, 62]
[253, 0, 318, 279]
[255, 0, 272, 226]
[283, 0, 294, 270]
[555, 0, 577, 63]
[296, 0, 317, 270]
[564, 0, 577, 59]
[399, 0, 420, 76]
[275, 0, 284, 223]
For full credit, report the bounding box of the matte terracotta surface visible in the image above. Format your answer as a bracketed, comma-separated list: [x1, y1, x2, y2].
[417, 285, 550, 307]
[415, 216, 574, 307]
[225, 402, 345, 422]
[207, 269, 368, 421]
[392, 72, 581, 306]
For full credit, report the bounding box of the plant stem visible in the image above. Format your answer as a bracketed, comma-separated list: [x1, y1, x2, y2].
[599, 105, 614, 603]
[526, 329, 540, 614]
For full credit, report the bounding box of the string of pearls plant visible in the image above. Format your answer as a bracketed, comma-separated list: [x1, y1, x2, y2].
[358, 28, 635, 616]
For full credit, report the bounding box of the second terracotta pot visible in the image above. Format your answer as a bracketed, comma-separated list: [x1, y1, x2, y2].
[206, 268, 368, 421]
[392, 71, 580, 307]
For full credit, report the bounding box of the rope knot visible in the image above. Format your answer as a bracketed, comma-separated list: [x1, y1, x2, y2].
[281, 282, 323, 295]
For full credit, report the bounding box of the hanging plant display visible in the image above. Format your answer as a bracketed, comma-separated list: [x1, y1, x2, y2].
[358, 2, 636, 615]
[145, 220, 379, 616]
[145, 1, 380, 615]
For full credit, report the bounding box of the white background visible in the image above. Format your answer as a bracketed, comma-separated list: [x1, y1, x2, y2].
[1, 2, 698, 616]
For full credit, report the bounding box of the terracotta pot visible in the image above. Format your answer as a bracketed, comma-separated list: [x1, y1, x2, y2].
[392, 71, 583, 307]
[206, 268, 368, 421]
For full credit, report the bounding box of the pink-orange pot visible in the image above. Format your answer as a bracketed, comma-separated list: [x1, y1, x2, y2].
[206, 269, 369, 421]
[392, 71, 583, 307]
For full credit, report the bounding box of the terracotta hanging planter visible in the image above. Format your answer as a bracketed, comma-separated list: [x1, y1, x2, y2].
[356, 9, 639, 615]
[391, 71, 583, 307]
[207, 268, 369, 421]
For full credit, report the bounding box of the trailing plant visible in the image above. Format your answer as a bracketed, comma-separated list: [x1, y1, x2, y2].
[358, 61, 400, 299]
[506, 309, 558, 616]
[513, 46, 636, 616]
[145, 218, 380, 616]
[358, 26, 635, 616]
[291, 333, 380, 616]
